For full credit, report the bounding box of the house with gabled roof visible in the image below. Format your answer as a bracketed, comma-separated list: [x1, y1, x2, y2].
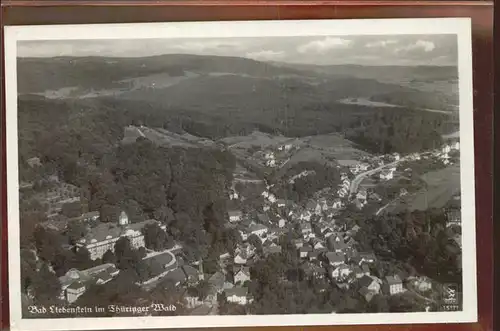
[300, 222, 312, 235]
[224, 287, 249, 305]
[359, 287, 376, 302]
[234, 252, 248, 265]
[359, 275, 381, 294]
[299, 210, 312, 222]
[298, 245, 313, 258]
[249, 223, 268, 237]
[353, 266, 364, 279]
[292, 239, 304, 248]
[330, 263, 352, 280]
[325, 252, 345, 267]
[277, 199, 287, 208]
[307, 250, 320, 261]
[384, 275, 404, 295]
[65, 281, 87, 303]
[359, 252, 377, 264]
[59, 263, 120, 303]
[302, 262, 326, 279]
[380, 169, 394, 180]
[233, 266, 251, 284]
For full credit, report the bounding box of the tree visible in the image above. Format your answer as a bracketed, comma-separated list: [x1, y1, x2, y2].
[367, 294, 389, 312]
[20, 249, 38, 292]
[30, 263, 61, 305]
[74, 247, 92, 269]
[142, 223, 169, 251]
[100, 204, 121, 223]
[247, 234, 263, 255]
[61, 201, 82, 218]
[102, 250, 116, 264]
[114, 237, 140, 271]
[34, 226, 64, 263]
[66, 221, 88, 245]
[154, 205, 175, 226]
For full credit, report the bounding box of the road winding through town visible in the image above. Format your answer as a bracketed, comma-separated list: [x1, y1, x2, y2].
[349, 159, 405, 195]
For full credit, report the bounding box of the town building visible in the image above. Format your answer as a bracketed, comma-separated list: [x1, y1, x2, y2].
[325, 252, 345, 267]
[446, 209, 461, 227]
[414, 277, 432, 292]
[299, 245, 313, 258]
[359, 275, 382, 294]
[228, 210, 243, 223]
[380, 169, 394, 180]
[330, 264, 352, 280]
[224, 287, 249, 305]
[385, 275, 404, 295]
[76, 216, 166, 260]
[233, 266, 251, 284]
[249, 223, 268, 237]
[58, 263, 119, 303]
[278, 218, 286, 228]
[277, 199, 287, 208]
[358, 252, 377, 264]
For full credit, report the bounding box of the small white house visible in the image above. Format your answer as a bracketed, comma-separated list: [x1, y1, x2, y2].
[225, 287, 249, 305]
[331, 264, 352, 279]
[228, 210, 243, 223]
[249, 224, 268, 237]
[278, 218, 286, 228]
[380, 170, 394, 180]
[233, 267, 251, 284]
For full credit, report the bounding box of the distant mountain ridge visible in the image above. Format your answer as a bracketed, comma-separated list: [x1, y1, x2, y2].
[17, 54, 308, 94]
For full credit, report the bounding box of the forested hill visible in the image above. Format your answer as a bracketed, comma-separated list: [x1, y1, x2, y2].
[17, 54, 306, 93]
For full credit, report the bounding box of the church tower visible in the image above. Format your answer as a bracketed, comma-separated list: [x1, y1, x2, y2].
[118, 211, 129, 226]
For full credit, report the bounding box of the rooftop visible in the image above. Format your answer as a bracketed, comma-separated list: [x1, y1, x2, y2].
[79, 219, 159, 244]
[386, 275, 402, 285]
[325, 252, 344, 264]
[358, 275, 374, 288]
[249, 223, 268, 233]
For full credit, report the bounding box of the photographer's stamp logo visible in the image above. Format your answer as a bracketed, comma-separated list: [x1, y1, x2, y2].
[440, 283, 461, 311]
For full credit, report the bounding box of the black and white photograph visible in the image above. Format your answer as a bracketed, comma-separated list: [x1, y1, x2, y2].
[5, 19, 476, 330]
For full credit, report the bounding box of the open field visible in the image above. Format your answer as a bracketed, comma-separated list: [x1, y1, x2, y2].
[379, 165, 460, 214]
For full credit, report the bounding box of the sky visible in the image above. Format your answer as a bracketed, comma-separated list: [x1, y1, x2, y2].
[17, 34, 458, 66]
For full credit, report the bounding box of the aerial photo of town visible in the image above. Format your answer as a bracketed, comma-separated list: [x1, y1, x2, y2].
[17, 34, 463, 317]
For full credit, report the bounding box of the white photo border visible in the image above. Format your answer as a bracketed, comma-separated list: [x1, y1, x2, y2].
[4, 18, 476, 331]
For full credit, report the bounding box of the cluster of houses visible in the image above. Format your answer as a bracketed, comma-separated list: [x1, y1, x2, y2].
[225, 199, 414, 306]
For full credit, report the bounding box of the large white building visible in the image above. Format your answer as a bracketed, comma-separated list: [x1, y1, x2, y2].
[58, 263, 119, 303]
[76, 212, 166, 260]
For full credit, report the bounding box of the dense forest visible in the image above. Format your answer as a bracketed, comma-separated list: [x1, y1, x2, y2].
[346, 109, 452, 154]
